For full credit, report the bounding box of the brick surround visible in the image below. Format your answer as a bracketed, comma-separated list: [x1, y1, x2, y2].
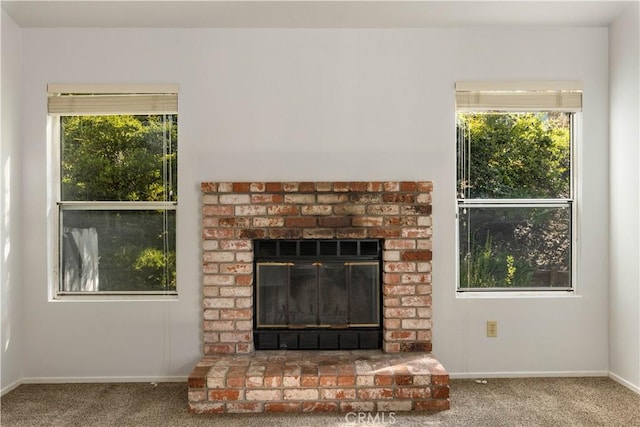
[189, 181, 449, 413]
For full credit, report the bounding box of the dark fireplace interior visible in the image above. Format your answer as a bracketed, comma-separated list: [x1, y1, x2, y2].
[253, 239, 382, 350]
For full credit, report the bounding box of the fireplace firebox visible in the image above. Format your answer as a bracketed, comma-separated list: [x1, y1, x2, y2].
[253, 239, 382, 350]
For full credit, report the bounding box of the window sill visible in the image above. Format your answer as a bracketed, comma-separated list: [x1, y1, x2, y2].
[51, 293, 178, 303]
[456, 290, 578, 299]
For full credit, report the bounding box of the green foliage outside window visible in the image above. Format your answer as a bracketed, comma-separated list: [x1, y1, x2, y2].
[457, 112, 572, 289]
[60, 114, 177, 292]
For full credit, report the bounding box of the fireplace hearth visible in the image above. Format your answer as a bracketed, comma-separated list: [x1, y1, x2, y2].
[189, 181, 449, 413]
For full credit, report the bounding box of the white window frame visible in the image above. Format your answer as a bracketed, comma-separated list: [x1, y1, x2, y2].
[48, 84, 178, 299]
[455, 81, 581, 293]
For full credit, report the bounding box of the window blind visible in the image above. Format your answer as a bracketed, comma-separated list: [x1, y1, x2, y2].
[48, 84, 178, 115]
[455, 81, 582, 112]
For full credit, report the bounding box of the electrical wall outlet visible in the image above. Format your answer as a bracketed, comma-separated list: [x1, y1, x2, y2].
[486, 320, 498, 337]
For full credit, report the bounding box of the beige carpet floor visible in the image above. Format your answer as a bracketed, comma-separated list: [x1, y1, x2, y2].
[1, 377, 639, 426]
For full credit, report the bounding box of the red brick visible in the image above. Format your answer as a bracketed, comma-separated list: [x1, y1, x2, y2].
[374, 375, 393, 386]
[432, 386, 450, 398]
[283, 182, 299, 192]
[219, 240, 252, 250]
[335, 228, 368, 239]
[352, 217, 384, 227]
[333, 182, 350, 192]
[220, 263, 252, 274]
[301, 205, 332, 216]
[265, 182, 283, 192]
[188, 402, 225, 414]
[237, 229, 266, 239]
[245, 389, 282, 401]
[264, 403, 301, 413]
[201, 266, 221, 278]
[201, 182, 218, 193]
[395, 387, 430, 399]
[235, 275, 253, 286]
[382, 193, 415, 203]
[400, 181, 417, 191]
[321, 388, 356, 400]
[368, 228, 401, 238]
[400, 342, 433, 352]
[349, 193, 382, 204]
[337, 375, 356, 386]
[208, 389, 241, 401]
[284, 389, 319, 400]
[417, 182, 433, 192]
[301, 402, 338, 412]
[358, 388, 393, 400]
[367, 182, 385, 192]
[318, 217, 352, 227]
[235, 205, 267, 216]
[386, 331, 416, 341]
[396, 375, 413, 386]
[385, 239, 416, 250]
[250, 182, 265, 192]
[402, 250, 432, 261]
[384, 307, 416, 318]
[220, 194, 251, 204]
[301, 375, 319, 386]
[203, 228, 235, 239]
[204, 344, 235, 354]
[384, 284, 416, 295]
[227, 402, 261, 413]
[401, 205, 432, 216]
[384, 263, 416, 273]
[219, 309, 252, 319]
[269, 228, 303, 239]
[251, 194, 284, 204]
[286, 217, 317, 227]
[319, 376, 338, 386]
[317, 194, 349, 204]
[188, 366, 208, 388]
[267, 205, 300, 216]
[302, 228, 335, 239]
[232, 183, 251, 193]
[203, 205, 234, 216]
[349, 182, 369, 192]
[299, 182, 316, 192]
[431, 374, 450, 386]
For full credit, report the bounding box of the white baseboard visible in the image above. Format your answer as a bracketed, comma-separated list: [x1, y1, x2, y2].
[609, 371, 640, 394]
[21, 376, 188, 384]
[449, 370, 609, 379]
[1, 379, 23, 396]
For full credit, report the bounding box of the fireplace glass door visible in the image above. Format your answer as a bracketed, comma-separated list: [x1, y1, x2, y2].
[256, 261, 380, 329]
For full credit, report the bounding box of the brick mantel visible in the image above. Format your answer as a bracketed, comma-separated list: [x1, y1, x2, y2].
[200, 181, 434, 355]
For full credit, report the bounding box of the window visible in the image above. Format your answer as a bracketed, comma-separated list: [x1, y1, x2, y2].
[456, 82, 581, 291]
[48, 84, 178, 296]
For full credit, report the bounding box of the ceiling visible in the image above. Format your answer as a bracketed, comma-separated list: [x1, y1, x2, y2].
[1, 0, 634, 28]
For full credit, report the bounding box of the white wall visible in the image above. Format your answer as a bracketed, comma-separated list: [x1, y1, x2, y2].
[1, 11, 24, 393]
[18, 26, 609, 380]
[609, 2, 640, 393]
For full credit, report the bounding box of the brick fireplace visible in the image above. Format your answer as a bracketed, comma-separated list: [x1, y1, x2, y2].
[188, 181, 449, 413]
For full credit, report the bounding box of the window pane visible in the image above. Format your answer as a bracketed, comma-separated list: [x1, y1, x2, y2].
[457, 112, 571, 199]
[459, 206, 571, 289]
[61, 114, 177, 202]
[61, 210, 176, 292]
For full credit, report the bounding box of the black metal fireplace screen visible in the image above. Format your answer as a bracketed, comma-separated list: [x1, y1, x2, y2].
[253, 239, 382, 350]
